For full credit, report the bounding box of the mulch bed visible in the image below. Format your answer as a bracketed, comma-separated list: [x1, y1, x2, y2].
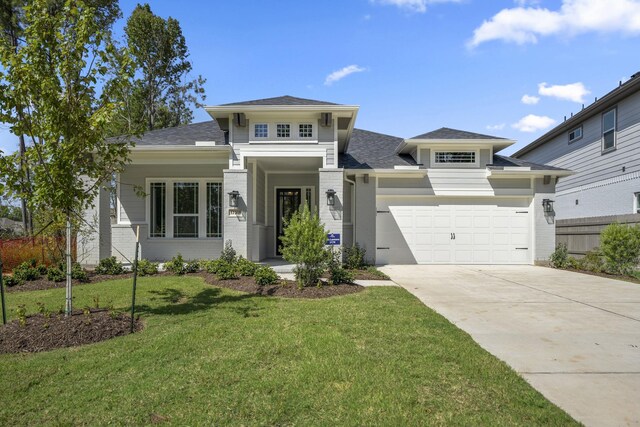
[4, 271, 175, 293]
[0, 309, 143, 354]
[201, 273, 364, 299]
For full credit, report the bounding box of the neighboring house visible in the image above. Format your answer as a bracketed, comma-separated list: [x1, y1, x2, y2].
[513, 71, 640, 221]
[81, 95, 569, 266]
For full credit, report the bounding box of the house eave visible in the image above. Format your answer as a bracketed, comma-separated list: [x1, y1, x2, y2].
[396, 138, 515, 154]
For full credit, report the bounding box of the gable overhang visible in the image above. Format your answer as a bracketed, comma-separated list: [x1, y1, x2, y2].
[396, 138, 515, 154]
[205, 104, 359, 153]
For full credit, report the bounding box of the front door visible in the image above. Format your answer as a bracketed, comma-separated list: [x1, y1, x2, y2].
[276, 188, 302, 255]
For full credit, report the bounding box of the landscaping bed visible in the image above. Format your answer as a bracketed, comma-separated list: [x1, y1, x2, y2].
[201, 272, 364, 298]
[4, 271, 136, 293]
[0, 309, 143, 354]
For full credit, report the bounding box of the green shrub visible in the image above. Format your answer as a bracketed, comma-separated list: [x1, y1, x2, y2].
[204, 259, 224, 274]
[164, 253, 187, 275]
[565, 256, 580, 270]
[344, 243, 367, 270]
[2, 275, 23, 287]
[600, 223, 640, 275]
[47, 267, 65, 282]
[327, 248, 354, 285]
[215, 260, 238, 280]
[13, 261, 41, 281]
[580, 249, 606, 273]
[236, 257, 258, 276]
[72, 263, 89, 282]
[549, 243, 569, 269]
[280, 205, 330, 288]
[95, 256, 125, 275]
[220, 240, 237, 264]
[36, 264, 48, 276]
[184, 260, 200, 274]
[136, 259, 158, 276]
[254, 266, 278, 286]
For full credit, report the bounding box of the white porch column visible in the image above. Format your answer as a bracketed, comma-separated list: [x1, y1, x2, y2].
[533, 176, 556, 265]
[319, 168, 344, 250]
[223, 168, 252, 259]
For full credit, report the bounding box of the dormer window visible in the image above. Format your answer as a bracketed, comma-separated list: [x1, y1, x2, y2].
[434, 151, 476, 164]
[299, 123, 313, 138]
[254, 123, 268, 138]
[277, 123, 290, 138]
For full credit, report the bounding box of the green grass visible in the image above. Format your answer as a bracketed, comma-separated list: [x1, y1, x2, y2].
[0, 277, 576, 426]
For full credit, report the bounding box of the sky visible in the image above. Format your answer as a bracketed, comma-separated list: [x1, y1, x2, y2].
[2, 0, 640, 156]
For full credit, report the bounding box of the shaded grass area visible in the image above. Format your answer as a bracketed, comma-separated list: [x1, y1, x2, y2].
[0, 276, 576, 426]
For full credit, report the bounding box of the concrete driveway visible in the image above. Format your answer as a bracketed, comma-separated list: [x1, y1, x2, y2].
[381, 265, 640, 427]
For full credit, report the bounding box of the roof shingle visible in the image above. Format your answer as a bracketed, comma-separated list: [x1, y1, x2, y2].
[340, 129, 417, 169]
[411, 127, 506, 140]
[130, 120, 226, 146]
[221, 95, 339, 106]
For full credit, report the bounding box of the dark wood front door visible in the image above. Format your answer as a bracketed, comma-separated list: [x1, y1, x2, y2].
[276, 188, 301, 255]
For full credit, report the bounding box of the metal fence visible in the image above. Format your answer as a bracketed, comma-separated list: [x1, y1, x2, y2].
[556, 213, 640, 257]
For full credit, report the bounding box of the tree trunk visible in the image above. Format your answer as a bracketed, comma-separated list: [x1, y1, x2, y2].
[65, 214, 72, 316]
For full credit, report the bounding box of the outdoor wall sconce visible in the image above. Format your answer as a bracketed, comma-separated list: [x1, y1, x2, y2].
[326, 189, 336, 206]
[228, 190, 240, 208]
[542, 198, 555, 215]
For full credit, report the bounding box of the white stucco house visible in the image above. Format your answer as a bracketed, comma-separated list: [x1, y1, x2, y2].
[81, 95, 571, 266]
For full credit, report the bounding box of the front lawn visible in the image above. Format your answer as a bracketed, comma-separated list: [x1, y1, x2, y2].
[0, 277, 576, 425]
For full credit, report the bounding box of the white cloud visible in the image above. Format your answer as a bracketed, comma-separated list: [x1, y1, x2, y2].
[514, 0, 541, 6]
[512, 114, 557, 132]
[538, 82, 590, 103]
[469, 0, 640, 47]
[324, 65, 366, 86]
[486, 123, 506, 130]
[521, 94, 540, 105]
[371, 0, 460, 13]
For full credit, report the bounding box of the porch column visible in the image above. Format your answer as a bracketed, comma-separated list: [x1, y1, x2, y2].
[223, 168, 252, 259]
[319, 168, 344, 250]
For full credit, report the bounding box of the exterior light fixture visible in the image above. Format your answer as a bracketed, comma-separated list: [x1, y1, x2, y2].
[326, 189, 336, 206]
[228, 190, 240, 208]
[542, 198, 554, 215]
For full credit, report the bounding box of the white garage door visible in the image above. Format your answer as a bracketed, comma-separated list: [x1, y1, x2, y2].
[376, 197, 532, 265]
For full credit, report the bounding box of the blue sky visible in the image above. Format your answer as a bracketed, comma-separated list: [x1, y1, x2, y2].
[2, 0, 640, 155]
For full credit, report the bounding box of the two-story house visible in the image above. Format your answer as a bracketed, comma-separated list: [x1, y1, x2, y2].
[513, 71, 640, 221]
[81, 95, 569, 266]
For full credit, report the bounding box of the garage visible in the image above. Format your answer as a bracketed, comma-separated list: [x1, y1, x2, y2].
[376, 197, 532, 265]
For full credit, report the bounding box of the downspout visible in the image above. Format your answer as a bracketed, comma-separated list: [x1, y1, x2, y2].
[344, 175, 356, 245]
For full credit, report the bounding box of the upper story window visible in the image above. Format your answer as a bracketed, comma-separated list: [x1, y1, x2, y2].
[254, 123, 268, 138]
[434, 151, 476, 164]
[568, 126, 583, 144]
[299, 123, 313, 138]
[276, 123, 290, 138]
[602, 108, 617, 153]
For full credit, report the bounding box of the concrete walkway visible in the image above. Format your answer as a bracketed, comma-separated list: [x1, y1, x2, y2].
[381, 265, 640, 427]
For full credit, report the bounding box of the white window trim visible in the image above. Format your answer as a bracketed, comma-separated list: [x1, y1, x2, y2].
[247, 121, 318, 144]
[276, 123, 291, 139]
[298, 123, 314, 139]
[634, 192, 640, 214]
[602, 107, 617, 154]
[430, 149, 479, 168]
[253, 123, 269, 139]
[145, 177, 223, 240]
[568, 125, 583, 144]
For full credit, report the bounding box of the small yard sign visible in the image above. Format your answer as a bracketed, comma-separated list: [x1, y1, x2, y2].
[327, 233, 341, 245]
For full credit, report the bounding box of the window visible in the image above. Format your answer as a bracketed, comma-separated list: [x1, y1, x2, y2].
[254, 123, 268, 138]
[173, 182, 199, 238]
[276, 123, 290, 138]
[149, 183, 166, 237]
[635, 193, 640, 214]
[299, 123, 313, 138]
[434, 151, 476, 164]
[568, 126, 583, 143]
[207, 183, 222, 238]
[602, 108, 616, 152]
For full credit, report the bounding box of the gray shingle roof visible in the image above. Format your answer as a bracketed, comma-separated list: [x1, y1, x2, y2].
[221, 95, 339, 106]
[412, 127, 507, 140]
[130, 120, 226, 146]
[489, 155, 568, 171]
[340, 129, 417, 169]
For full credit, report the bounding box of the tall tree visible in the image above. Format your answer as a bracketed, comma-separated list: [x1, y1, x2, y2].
[123, 3, 205, 132]
[0, 0, 132, 314]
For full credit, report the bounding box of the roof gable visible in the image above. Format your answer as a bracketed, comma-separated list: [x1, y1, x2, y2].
[411, 127, 507, 140]
[221, 95, 339, 106]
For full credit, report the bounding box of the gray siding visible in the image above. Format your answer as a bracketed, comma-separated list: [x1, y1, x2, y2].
[255, 165, 266, 224]
[318, 119, 335, 166]
[480, 149, 491, 167]
[353, 176, 376, 264]
[233, 119, 250, 144]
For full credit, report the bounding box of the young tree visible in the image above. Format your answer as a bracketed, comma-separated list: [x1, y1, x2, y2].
[0, 0, 132, 315]
[123, 3, 205, 132]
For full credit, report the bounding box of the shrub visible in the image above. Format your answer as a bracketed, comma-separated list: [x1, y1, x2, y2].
[184, 260, 200, 274]
[254, 266, 278, 286]
[36, 264, 48, 276]
[549, 243, 569, 269]
[72, 263, 89, 282]
[164, 253, 187, 275]
[220, 240, 237, 264]
[204, 259, 225, 274]
[95, 256, 125, 275]
[215, 260, 238, 280]
[47, 267, 65, 282]
[13, 261, 41, 281]
[327, 248, 354, 285]
[2, 275, 23, 287]
[600, 223, 640, 275]
[344, 243, 367, 270]
[580, 249, 606, 273]
[280, 205, 330, 288]
[236, 257, 258, 276]
[136, 259, 158, 276]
